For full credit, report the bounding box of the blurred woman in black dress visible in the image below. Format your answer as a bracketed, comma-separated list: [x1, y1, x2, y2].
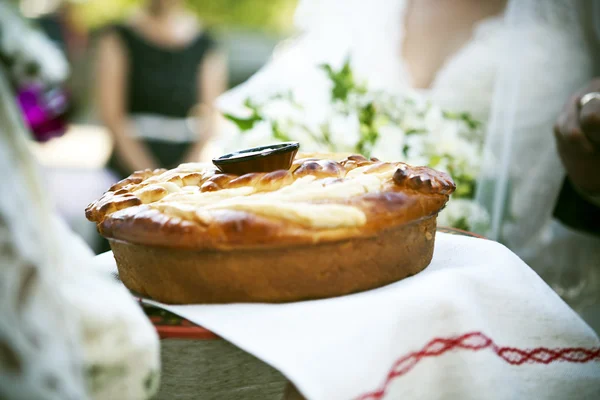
[95, 0, 227, 178]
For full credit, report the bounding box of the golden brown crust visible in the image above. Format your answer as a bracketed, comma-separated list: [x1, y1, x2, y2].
[86, 153, 455, 250]
[110, 217, 437, 304]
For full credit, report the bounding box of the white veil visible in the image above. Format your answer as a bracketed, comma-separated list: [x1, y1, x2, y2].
[487, 0, 599, 329]
[477, 0, 599, 330]
[476, 0, 592, 245]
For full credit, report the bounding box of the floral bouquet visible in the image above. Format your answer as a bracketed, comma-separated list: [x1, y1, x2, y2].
[222, 59, 489, 232]
[0, 2, 71, 142]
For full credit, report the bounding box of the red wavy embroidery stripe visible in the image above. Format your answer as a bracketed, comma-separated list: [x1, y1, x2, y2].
[356, 332, 600, 400]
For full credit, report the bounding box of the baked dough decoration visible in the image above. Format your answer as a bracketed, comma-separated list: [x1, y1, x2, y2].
[86, 153, 455, 250]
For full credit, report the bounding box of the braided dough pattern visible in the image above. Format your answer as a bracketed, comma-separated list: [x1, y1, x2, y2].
[86, 154, 455, 249]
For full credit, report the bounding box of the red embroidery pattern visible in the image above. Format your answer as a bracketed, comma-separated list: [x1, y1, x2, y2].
[356, 332, 600, 400]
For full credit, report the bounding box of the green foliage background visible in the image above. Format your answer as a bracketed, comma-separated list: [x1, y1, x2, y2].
[70, 0, 298, 32]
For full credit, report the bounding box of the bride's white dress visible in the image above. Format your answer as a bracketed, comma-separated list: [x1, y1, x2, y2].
[218, 0, 600, 331]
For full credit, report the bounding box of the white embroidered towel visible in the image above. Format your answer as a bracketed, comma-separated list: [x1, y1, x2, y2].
[102, 233, 600, 399]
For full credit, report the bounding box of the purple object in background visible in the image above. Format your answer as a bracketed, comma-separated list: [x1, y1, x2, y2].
[16, 83, 70, 142]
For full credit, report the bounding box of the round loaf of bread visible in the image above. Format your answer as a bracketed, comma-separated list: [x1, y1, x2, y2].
[86, 153, 455, 304]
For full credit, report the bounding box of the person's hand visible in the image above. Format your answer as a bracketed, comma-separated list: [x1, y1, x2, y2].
[554, 78, 600, 195]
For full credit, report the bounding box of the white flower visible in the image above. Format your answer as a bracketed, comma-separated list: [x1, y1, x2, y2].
[286, 123, 322, 151]
[427, 121, 462, 155]
[400, 112, 426, 132]
[432, 157, 451, 175]
[230, 120, 275, 151]
[423, 106, 445, 132]
[438, 198, 490, 231]
[403, 134, 427, 164]
[456, 140, 482, 175]
[328, 112, 360, 151]
[371, 124, 405, 161]
[261, 98, 302, 122]
[218, 60, 485, 206]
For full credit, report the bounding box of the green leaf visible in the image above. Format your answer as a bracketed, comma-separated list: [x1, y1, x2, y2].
[405, 128, 426, 135]
[353, 101, 379, 158]
[359, 102, 376, 126]
[442, 110, 482, 130]
[452, 217, 471, 231]
[320, 64, 335, 78]
[243, 98, 260, 112]
[223, 113, 262, 132]
[319, 58, 356, 102]
[223, 97, 265, 131]
[318, 124, 335, 150]
[271, 121, 292, 142]
[429, 154, 442, 166]
[453, 179, 475, 198]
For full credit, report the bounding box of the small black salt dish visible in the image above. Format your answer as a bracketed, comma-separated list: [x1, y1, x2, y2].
[212, 142, 300, 175]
